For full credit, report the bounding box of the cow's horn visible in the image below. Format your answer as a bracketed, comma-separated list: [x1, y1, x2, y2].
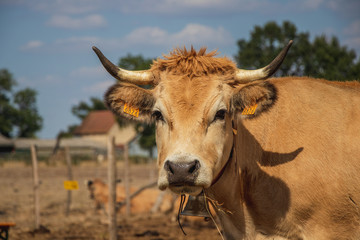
[92, 46, 154, 85]
[235, 40, 293, 83]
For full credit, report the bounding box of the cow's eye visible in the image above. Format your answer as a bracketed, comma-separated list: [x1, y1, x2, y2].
[213, 109, 226, 122]
[152, 110, 164, 122]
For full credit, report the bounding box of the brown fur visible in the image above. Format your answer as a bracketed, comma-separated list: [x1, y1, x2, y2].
[216, 77, 360, 239]
[86, 178, 174, 214]
[231, 81, 277, 118]
[105, 83, 155, 122]
[151, 46, 237, 78]
[103, 46, 360, 239]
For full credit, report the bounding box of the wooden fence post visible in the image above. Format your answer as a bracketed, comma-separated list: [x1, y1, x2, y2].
[107, 137, 117, 240]
[31, 144, 40, 229]
[65, 146, 72, 216]
[124, 143, 131, 217]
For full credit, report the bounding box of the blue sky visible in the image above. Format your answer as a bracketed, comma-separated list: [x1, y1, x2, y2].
[0, 0, 359, 139]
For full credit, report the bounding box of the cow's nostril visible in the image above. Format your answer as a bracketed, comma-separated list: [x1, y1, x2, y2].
[189, 165, 196, 174]
[164, 161, 174, 174]
[169, 165, 174, 174]
[188, 160, 200, 174]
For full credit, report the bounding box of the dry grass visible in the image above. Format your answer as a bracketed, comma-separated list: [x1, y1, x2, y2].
[0, 161, 218, 240]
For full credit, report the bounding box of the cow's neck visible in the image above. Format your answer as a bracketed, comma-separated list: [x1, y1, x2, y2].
[205, 120, 256, 239]
[206, 116, 297, 239]
[205, 116, 273, 239]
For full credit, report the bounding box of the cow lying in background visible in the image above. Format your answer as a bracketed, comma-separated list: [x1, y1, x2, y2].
[86, 178, 176, 214]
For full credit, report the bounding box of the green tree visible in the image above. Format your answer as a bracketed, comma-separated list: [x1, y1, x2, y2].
[13, 88, 43, 138]
[308, 36, 359, 80]
[118, 53, 153, 71]
[0, 69, 17, 137]
[235, 21, 360, 81]
[71, 97, 107, 120]
[57, 124, 79, 138]
[0, 69, 17, 94]
[0, 69, 43, 138]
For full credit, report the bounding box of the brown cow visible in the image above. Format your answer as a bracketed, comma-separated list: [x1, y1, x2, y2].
[93, 42, 360, 239]
[86, 179, 175, 214]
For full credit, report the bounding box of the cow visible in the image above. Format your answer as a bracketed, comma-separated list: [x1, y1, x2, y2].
[86, 178, 175, 214]
[92, 41, 360, 239]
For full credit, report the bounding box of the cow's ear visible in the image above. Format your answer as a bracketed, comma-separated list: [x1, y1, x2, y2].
[105, 83, 155, 122]
[231, 81, 277, 118]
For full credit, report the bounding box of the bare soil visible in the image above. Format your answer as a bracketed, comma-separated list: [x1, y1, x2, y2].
[0, 161, 220, 240]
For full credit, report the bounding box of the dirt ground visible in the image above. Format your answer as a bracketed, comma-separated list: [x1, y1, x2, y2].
[0, 161, 220, 240]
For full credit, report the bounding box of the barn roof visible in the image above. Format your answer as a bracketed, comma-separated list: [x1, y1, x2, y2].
[74, 110, 116, 135]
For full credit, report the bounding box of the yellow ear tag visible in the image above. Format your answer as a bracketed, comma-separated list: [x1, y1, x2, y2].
[123, 103, 139, 118]
[241, 104, 258, 115]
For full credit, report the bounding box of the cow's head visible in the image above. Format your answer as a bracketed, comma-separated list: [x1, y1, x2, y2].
[93, 41, 292, 196]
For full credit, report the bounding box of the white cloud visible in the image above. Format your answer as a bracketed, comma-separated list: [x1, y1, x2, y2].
[322, 27, 337, 36]
[125, 27, 168, 45]
[343, 20, 360, 54]
[20, 40, 44, 50]
[20, 37, 102, 53]
[30, 23, 233, 53]
[302, 0, 324, 9]
[344, 20, 360, 36]
[0, 0, 101, 14]
[173, 24, 233, 45]
[70, 66, 106, 78]
[83, 80, 113, 94]
[326, 0, 360, 18]
[52, 36, 102, 52]
[43, 75, 62, 84]
[55, 36, 100, 45]
[16, 76, 31, 87]
[47, 14, 107, 29]
[16, 74, 62, 88]
[346, 37, 360, 46]
[2, 0, 270, 16]
[122, 0, 269, 15]
[5, 0, 360, 18]
[33, 0, 102, 15]
[124, 24, 234, 48]
[175, 0, 224, 7]
[345, 37, 360, 52]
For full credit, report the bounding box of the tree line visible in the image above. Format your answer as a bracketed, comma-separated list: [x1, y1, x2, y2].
[235, 21, 360, 80]
[1, 21, 359, 150]
[0, 69, 42, 138]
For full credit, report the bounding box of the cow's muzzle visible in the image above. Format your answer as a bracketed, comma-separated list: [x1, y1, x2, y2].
[164, 160, 200, 186]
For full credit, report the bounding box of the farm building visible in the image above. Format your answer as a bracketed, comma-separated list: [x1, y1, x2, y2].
[73, 110, 136, 148]
[73, 110, 154, 158]
[1, 110, 154, 162]
[0, 134, 14, 153]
